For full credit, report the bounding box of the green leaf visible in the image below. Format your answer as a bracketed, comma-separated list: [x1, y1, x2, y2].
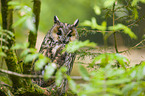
[122, 82, 137, 95]
[55, 69, 63, 86]
[104, 0, 115, 8]
[43, 63, 57, 80]
[55, 67, 67, 86]
[0, 73, 12, 87]
[24, 53, 39, 63]
[81, 20, 92, 26]
[12, 16, 27, 28]
[115, 53, 129, 68]
[20, 48, 37, 57]
[26, 17, 36, 33]
[34, 55, 50, 71]
[106, 79, 131, 85]
[131, 0, 139, 6]
[63, 40, 96, 53]
[8, 1, 20, 6]
[91, 53, 129, 68]
[0, 46, 9, 50]
[0, 51, 7, 57]
[82, 17, 107, 31]
[67, 76, 77, 93]
[91, 17, 98, 29]
[108, 24, 137, 39]
[133, 8, 138, 19]
[106, 87, 122, 95]
[79, 65, 90, 81]
[94, 5, 101, 15]
[3, 30, 14, 37]
[11, 42, 29, 50]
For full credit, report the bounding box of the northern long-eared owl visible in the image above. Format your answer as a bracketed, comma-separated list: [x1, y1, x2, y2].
[33, 16, 79, 94]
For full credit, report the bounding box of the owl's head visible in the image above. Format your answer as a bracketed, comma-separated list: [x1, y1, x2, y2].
[50, 16, 79, 44]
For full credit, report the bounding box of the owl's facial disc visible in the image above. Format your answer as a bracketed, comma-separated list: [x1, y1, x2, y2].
[52, 16, 79, 43]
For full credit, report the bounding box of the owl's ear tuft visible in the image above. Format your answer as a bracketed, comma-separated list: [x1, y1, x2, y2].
[54, 16, 60, 24]
[73, 19, 79, 27]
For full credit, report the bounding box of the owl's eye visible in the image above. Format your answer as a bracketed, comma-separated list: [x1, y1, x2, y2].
[57, 29, 62, 35]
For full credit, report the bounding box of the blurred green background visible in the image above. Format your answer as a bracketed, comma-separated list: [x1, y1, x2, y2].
[13, 0, 145, 47]
[0, 0, 145, 47]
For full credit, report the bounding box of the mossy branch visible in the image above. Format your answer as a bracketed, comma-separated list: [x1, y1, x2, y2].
[1, 0, 24, 88]
[23, 0, 41, 76]
[28, 0, 41, 48]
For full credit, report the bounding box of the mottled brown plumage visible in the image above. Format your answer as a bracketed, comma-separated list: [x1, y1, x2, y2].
[32, 16, 79, 95]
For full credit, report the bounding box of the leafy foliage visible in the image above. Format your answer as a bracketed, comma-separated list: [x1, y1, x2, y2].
[8, 1, 36, 33]
[0, 28, 14, 57]
[108, 24, 137, 39]
[63, 40, 96, 53]
[0, 0, 145, 95]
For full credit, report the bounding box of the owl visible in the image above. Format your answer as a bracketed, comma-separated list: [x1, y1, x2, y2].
[33, 16, 79, 95]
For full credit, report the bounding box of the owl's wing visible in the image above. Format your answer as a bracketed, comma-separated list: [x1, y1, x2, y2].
[57, 53, 76, 94]
[32, 32, 52, 85]
[39, 33, 52, 56]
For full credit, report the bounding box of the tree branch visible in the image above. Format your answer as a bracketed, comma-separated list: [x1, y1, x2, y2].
[119, 39, 145, 53]
[0, 68, 83, 80]
[28, 0, 41, 48]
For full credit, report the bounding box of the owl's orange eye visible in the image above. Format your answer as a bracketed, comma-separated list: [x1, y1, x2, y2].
[57, 29, 62, 35]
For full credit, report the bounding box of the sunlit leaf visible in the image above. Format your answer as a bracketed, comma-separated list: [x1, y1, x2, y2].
[55, 69, 63, 86]
[26, 17, 36, 33]
[24, 53, 39, 63]
[133, 8, 138, 19]
[20, 48, 37, 57]
[79, 65, 90, 81]
[106, 87, 122, 95]
[115, 53, 129, 68]
[91, 53, 129, 68]
[55, 67, 67, 86]
[44, 63, 57, 80]
[106, 79, 131, 85]
[8, 1, 20, 5]
[122, 82, 137, 95]
[67, 76, 77, 93]
[131, 0, 139, 6]
[91, 17, 98, 29]
[11, 42, 29, 50]
[12, 16, 27, 28]
[63, 40, 96, 53]
[81, 20, 92, 26]
[34, 55, 50, 71]
[104, 0, 115, 8]
[94, 5, 101, 15]
[82, 17, 106, 31]
[3, 30, 14, 37]
[0, 46, 9, 50]
[108, 24, 137, 39]
[0, 51, 7, 57]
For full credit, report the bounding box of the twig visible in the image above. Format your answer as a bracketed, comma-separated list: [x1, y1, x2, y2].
[78, 28, 113, 33]
[119, 39, 145, 53]
[128, 15, 145, 27]
[0, 68, 83, 80]
[112, 2, 118, 53]
[28, 0, 41, 48]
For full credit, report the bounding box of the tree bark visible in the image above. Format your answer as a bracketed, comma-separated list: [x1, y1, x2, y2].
[1, 0, 24, 88]
[28, 0, 41, 48]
